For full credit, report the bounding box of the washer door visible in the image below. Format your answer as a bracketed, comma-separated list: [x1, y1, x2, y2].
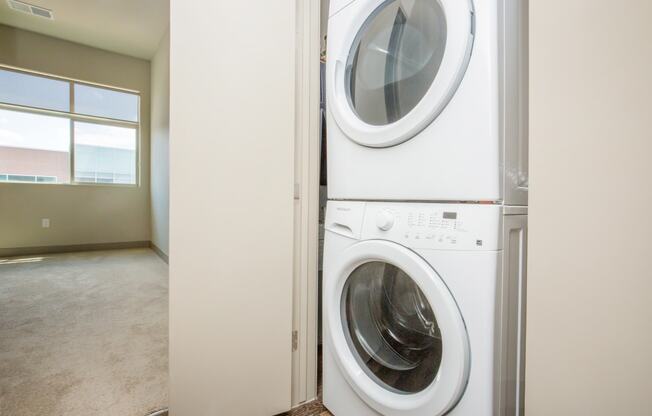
[325, 240, 470, 416]
[329, 0, 474, 148]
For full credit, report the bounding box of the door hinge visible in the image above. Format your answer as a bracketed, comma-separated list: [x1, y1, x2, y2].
[292, 330, 298, 351]
[294, 183, 301, 200]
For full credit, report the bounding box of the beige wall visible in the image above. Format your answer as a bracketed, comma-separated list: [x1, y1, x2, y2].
[150, 30, 170, 256]
[0, 24, 151, 249]
[527, 1, 652, 414]
[169, 0, 296, 414]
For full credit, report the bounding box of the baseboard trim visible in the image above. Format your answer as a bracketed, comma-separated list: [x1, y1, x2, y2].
[149, 242, 169, 264]
[0, 241, 150, 258]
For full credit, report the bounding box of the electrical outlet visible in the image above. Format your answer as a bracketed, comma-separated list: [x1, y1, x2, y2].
[41, 218, 50, 228]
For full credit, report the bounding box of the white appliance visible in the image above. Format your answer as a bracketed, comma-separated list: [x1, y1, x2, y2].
[326, 0, 528, 204]
[323, 200, 527, 416]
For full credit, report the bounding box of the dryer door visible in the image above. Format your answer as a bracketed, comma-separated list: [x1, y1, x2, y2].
[329, 0, 474, 148]
[325, 240, 470, 416]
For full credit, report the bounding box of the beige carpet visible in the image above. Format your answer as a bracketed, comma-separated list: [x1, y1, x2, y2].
[0, 248, 168, 416]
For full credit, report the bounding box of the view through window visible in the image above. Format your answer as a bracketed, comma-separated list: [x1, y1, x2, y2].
[0, 67, 139, 185]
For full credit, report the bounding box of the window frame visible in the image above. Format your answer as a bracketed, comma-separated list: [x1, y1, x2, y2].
[0, 64, 141, 187]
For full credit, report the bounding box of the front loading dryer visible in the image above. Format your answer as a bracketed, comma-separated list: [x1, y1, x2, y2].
[326, 0, 529, 204]
[322, 200, 527, 415]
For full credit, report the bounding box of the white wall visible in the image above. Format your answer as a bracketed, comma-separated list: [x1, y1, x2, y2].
[150, 30, 170, 257]
[527, 1, 652, 414]
[169, 1, 296, 414]
[0, 24, 151, 250]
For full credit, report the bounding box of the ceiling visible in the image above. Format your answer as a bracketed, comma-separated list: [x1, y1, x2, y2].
[0, 0, 169, 59]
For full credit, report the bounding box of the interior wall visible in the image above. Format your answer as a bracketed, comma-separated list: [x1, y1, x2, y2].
[527, 1, 652, 414]
[0, 24, 151, 250]
[169, 0, 296, 414]
[150, 30, 170, 257]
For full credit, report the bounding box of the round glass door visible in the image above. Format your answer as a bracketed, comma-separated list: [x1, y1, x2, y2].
[342, 261, 442, 394]
[325, 239, 470, 414]
[329, 0, 473, 147]
[347, 0, 448, 126]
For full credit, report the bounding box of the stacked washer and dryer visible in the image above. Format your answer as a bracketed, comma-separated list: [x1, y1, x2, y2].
[322, 0, 528, 415]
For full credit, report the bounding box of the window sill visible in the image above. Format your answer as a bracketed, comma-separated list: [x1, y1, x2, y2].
[0, 181, 140, 188]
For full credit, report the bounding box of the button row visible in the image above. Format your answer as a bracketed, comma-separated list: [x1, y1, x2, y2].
[403, 232, 458, 244]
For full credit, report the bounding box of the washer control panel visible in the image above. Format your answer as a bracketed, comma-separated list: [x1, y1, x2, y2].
[362, 202, 502, 251]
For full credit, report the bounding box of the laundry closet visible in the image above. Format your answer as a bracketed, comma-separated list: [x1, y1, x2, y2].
[165, 1, 651, 415]
[315, 0, 528, 415]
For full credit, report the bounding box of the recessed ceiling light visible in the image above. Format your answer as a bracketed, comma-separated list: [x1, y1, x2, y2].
[6, 0, 54, 20]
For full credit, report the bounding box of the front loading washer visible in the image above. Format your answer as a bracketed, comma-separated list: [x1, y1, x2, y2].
[323, 200, 527, 415]
[326, 0, 528, 204]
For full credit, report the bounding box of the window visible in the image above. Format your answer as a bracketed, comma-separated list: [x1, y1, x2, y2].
[0, 66, 140, 185]
[0, 69, 70, 112]
[0, 109, 70, 183]
[0, 174, 58, 183]
[74, 84, 139, 122]
[74, 122, 137, 184]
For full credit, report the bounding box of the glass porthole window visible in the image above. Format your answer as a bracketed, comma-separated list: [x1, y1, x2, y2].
[342, 261, 443, 394]
[346, 0, 448, 126]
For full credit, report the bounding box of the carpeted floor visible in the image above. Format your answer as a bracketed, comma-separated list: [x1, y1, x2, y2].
[0, 248, 168, 416]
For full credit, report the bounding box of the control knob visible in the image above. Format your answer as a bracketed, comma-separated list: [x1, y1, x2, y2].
[376, 210, 395, 231]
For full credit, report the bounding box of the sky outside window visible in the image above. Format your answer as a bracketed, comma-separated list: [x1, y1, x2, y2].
[0, 108, 71, 183]
[0, 109, 70, 151]
[0, 69, 70, 112]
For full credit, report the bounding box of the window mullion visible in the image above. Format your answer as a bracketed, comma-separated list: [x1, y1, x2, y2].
[0, 102, 138, 128]
[69, 82, 75, 184]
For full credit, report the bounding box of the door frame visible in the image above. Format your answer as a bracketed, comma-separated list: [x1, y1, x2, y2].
[291, 0, 322, 407]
